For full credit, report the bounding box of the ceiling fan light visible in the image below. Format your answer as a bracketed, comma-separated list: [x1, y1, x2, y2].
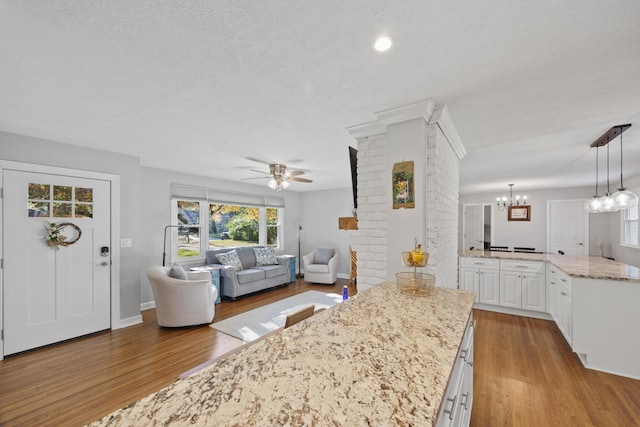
[281, 180, 290, 189]
[267, 179, 278, 190]
[611, 190, 638, 210]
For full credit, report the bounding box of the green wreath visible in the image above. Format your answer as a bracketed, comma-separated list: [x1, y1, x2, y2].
[44, 222, 82, 250]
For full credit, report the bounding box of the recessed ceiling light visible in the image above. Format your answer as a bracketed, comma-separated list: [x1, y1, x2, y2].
[373, 35, 394, 52]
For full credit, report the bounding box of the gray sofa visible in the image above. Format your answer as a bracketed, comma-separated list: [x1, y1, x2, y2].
[205, 246, 291, 300]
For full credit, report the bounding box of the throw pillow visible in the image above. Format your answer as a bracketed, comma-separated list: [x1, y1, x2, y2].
[314, 248, 335, 265]
[216, 250, 243, 271]
[168, 262, 188, 280]
[254, 247, 277, 266]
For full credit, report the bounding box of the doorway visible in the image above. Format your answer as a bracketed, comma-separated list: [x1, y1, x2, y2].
[547, 200, 589, 256]
[1, 161, 120, 358]
[463, 203, 493, 250]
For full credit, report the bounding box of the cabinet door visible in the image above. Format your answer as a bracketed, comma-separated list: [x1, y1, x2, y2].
[559, 285, 573, 346]
[500, 271, 521, 308]
[522, 273, 545, 312]
[548, 278, 559, 322]
[479, 271, 499, 305]
[460, 268, 479, 302]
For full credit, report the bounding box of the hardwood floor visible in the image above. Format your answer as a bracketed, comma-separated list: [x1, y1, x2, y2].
[472, 310, 640, 427]
[1, 281, 639, 426]
[0, 279, 354, 426]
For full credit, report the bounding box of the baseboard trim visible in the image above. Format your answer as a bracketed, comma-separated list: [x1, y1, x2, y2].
[472, 303, 552, 321]
[118, 314, 143, 329]
[141, 301, 156, 311]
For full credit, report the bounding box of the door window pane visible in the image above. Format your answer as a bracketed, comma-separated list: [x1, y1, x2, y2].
[29, 183, 49, 199]
[28, 201, 50, 217]
[75, 187, 93, 202]
[53, 185, 72, 201]
[75, 203, 93, 218]
[53, 202, 72, 217]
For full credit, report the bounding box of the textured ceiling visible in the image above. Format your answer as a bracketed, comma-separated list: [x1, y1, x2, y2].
[1, 1, 639, 194]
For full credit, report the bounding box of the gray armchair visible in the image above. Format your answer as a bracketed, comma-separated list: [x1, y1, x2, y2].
[146, 266, 217, 327]
[303, 249, 339, 284]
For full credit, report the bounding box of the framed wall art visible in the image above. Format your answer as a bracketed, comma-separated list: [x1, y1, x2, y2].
[508, 205, 531, 221]
[392, 160, 414, 209]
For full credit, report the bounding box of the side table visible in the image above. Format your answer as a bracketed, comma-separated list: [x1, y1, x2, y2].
[190, 266, 222, 304]
[280, 255, 297, 283]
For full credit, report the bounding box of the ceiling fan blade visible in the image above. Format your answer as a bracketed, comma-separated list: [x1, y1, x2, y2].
[286, 170, 305, 176]
[288, 177, 313, 183]
[249, 168, 272, 175]
[240, 176, 269, 180]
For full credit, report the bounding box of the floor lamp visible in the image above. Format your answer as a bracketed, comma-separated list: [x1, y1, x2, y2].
[162, 225, 181, 266]
[296, 225, 304, 278]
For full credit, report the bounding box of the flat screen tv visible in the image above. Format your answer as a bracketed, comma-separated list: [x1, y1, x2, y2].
[349, 146, 358, 211]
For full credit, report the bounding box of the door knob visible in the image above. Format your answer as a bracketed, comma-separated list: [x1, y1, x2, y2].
[99, 261, 109, 267]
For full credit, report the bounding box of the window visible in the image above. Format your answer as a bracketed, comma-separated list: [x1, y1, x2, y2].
[622, 202, 639, 248]
[171, 198, 283, 262]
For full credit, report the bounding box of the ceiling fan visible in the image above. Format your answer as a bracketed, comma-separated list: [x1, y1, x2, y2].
[243, 163, 312, 191]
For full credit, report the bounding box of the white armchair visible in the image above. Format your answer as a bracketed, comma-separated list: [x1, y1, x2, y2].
[146, 266, 217, 327]
[303, 249, 339, 284]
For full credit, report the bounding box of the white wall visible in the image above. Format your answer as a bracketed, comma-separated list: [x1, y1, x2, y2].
[299, 188, 353, 277]
[610, 172, 640, 267]
[426, 123, 461, 289]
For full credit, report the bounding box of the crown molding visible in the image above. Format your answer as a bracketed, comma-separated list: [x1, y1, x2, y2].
[346, 99, 435, 139]
[429, 105, 466, 160]
[346, 121, 386, 139]
[374, 99, 435, 126]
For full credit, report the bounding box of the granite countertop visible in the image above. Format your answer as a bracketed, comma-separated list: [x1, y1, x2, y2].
[459, 249, 640, 283]
[88, 282, 475, 426]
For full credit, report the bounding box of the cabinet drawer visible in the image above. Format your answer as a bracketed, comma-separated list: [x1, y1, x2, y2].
[460, 257, 499, 269]
[500, 259, 545, 274]
[547, 263, 571, 289]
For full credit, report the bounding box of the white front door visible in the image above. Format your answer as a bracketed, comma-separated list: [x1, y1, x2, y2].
[547, 200, 589, 256]
[463, 204, 484, 250]
[2, 169, 111, 355]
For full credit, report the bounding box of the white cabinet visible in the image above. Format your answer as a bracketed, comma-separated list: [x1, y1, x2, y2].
[459, 258, 499, 305]
[437, 314, 474, 427]
[498, 260, 546, 312]
[499, 271, 521, 308]
[546, 264, 572, 345]
[522, 273, 546, 312]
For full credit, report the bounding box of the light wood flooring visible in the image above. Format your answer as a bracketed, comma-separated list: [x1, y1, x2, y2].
[1, 279, 639, 426]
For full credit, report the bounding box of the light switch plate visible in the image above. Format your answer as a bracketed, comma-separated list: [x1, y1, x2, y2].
[120, 238, 132, 248]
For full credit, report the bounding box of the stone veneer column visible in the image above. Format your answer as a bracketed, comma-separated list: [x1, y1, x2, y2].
[347, 101, 465, 291]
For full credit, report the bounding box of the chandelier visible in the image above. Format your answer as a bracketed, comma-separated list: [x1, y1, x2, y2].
[584, 124, 637, 213]
[496, 184, 528, 211]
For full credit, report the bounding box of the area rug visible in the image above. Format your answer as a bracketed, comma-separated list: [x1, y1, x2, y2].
[210, 291, 343, 342]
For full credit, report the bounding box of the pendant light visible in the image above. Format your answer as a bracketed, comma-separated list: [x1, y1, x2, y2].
[610, 126, 638, 209]
[584, 145, 603, 213]
[585, 124, 635, 213]
[599, 143, 617, 212]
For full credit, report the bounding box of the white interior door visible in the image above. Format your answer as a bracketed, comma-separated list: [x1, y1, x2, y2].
[2, 169, 111, 355]
[547, 200, 589, 256]
[464, 204, 484, 250]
